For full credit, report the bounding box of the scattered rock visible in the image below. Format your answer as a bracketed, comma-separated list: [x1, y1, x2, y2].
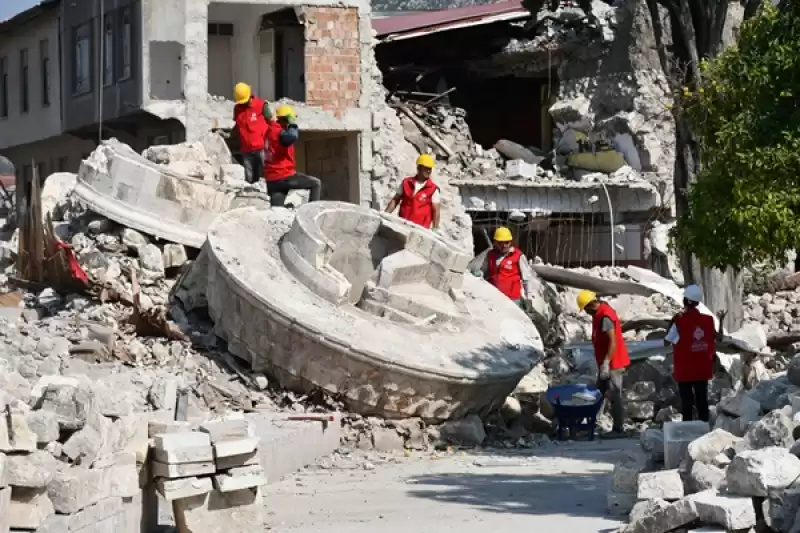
[726, 447, 800, 497]
[439, 415, 486, 446]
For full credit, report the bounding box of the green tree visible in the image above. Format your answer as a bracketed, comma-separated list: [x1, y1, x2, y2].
[674, 2, 800, 271]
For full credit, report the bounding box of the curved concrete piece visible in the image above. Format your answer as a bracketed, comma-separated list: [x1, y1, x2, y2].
[206, 202, 543, 421]
[74, 140, 237, 247]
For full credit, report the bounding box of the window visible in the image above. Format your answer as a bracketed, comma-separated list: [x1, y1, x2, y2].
[119, 8, 131, 80]
[73, 23, 91, 95]
[20, 48, 29, 113]
[36, 162, 46, 181]
[57, 156, 68, 172]
[0, 57, 7, 118]
[40, 39, 50, 107]
[103, 15, 114, 86]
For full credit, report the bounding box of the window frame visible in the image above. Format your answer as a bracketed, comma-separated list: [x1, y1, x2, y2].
[40, 38, 51, 107]
[0, 57, 7, 119]
[102, 13, 114, 87]
[20, 48, 29, 113]
[72, 22, 92, 96]
[118, 7, 132, 81]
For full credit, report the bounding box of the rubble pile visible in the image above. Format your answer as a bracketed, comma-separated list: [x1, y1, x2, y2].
[744, 290, 800, 335]
[607, 377, 800, 533]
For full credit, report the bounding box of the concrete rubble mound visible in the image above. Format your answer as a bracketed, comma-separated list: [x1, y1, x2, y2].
[203, 202, 543, 421]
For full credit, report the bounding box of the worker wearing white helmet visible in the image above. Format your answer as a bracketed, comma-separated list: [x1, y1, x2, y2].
[664, 284, 725, 422]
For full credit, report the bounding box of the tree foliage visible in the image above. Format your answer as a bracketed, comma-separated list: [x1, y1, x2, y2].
[674, 3, 800, 270]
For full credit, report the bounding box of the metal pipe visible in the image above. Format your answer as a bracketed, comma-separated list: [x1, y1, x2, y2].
[599, 181, 615, 267]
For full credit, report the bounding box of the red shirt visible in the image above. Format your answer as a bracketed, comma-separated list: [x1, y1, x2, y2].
[591, 303, 630, 370]
[397, 177, 438, 228]
[487, 247, 522, 300]
[265, 119, 296, 181]
[671, 307, 715, 382]
[234, 97, 268, 153]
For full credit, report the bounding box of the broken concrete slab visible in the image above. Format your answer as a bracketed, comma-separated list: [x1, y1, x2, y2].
[206, 204, 543, 421]
[726, 447, 800, 497]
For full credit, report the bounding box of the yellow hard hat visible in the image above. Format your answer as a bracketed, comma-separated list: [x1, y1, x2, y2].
[276, 105, 295, 119]
[234, 83, 251, 105]
[576, 290, 597, 311]
[493, 227, 513, 242]
[416, 154, 435, 169]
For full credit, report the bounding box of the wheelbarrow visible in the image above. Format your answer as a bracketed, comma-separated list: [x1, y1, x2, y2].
[546, 383, 604, 441]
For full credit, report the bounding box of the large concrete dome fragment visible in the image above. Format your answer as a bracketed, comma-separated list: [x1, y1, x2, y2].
[206, 202, 543, 421]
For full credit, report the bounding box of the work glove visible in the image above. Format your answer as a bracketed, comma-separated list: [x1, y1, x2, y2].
[598, 360, 610, 380]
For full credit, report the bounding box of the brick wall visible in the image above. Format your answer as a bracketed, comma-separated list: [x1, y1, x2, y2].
[304, 7, 361, 115]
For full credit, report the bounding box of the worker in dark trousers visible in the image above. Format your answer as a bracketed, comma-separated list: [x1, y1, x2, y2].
[664, 284, 725, 422]
[577, 290, 630, 438]
[232, 82, 269, 184]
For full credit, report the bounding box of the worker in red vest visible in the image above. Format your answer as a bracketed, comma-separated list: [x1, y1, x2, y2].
[664, 284, 724, 422]
[577, 290, 630, 438]
[385, 154, 440, 230]
[471, 227, 534, 311]
[263, 104, 322, 207]
[232, 83, 269, 184]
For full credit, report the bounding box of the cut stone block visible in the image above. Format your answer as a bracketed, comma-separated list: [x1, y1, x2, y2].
[199, 420, 253, 442]
[718, 390, 761, 419]
[213, 437, 259, 458]
[690, 489, 757, 530]
[687, 428, 741, 464]
[152, 444, 213, 464]
[505, 159, 537, 180]
[738, 410, 794, 451]
[727, 446, 800, 497]
[214, 450, 260, 470]
[637, 469, 684, 501]
[689, 461, 726, 492]
[148, 420, 194, 438]
[62, 424, 103, 465]
[2, 413, 37, 452]
[640, 428, 665, 462]
[621, 497, 699, 533]
[156, 476, 212, 500]
[181, 488, 266, 531]
[629, 498, 668, 524]
[153, 431, 210, 450]
[95, 452, 140, 498]
[8, 487, 54, 530]
[25, 411, 60, 444]
[663, 421, 710, 469]
[36, 384, 92, 430]
[29, 376, 79, 403]
[212, 465, 266, 492]
[46, 466, 105, 514]
[3, 450, 59, 488]
[151, 460, 215, 478]
[0, 486, 9, 533]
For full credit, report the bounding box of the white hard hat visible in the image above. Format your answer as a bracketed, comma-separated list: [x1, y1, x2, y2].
[683, 284, 703, 303]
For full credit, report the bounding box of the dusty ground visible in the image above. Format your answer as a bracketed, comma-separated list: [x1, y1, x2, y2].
[263, 439, 637, 532]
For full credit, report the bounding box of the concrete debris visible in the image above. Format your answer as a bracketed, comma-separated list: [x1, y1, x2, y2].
[726, 447, 800, 497]
[636, 470, 683, 501]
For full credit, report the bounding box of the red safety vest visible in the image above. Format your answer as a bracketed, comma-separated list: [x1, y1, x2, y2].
[234, 97, 268, 154]
[591, 303, 630, 371]
[672, 307, 715, 382]
[487, 247, 523, 300]
[265, 119, 296, 181]
[397, 177, 438, 228]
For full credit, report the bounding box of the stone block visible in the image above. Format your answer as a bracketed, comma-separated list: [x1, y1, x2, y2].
[213, 465, 266, 492]
[376, 250, 430, 289]
[0, 486, 9, 533]
[611, 453, 648, 493]
[36, 384, 92, 431]
[215, 450, 261, 471]
[625, 381, 656, 402]
[152, 444, 213, 464]
[163, 244, 188, 269]
[213, 438, 259, 459]
[95, 452, 140, 498]
[738, 410, 794, 451]
[147, 379, 179, 413]
[405, 230, 436, 260]
[429, 242, 470, 274]
[46, 466, 105, 514]
[637, 470, 684, 501]
[607, 489, 637, 517]
[60, 496, 124, 532]
[627, 401, 655, 421]
[688, 428, 741, 463]
[8, 487, 54, 530]
[181, 488, 266, 531]
[0, 454, 4, 488]
[25, 411, 60, 444]
[621, 497, 699, 533]
[727, 446, 800, 496]
[112, 415, 149, 464]
[689, 461, 726, 493]
[690, 489, 757, 530]
[63, 425, 103, 465]
[156, 476, 212, 500]
[1, 413, 37, 453]
[198, 420, 253, 442]
[3, 451, 59, 488]
[154, 431, 211, 450]
[148, 419, 194, 438]
[629, 498, 668, 524]
[663, 421, 710, 469]
[151, 460, 215, 478]
[718, 390, 761, 419]
[640, 428, 664, 462]
[763, 486, 800, 533]
[29, 376, 80, 403]
[505, 159, 537, 180]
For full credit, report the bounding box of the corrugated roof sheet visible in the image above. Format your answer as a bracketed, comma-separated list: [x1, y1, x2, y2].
[373, 1, 528, 39]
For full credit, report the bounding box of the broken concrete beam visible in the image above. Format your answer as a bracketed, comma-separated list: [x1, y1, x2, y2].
[151, 460, 215, 478]
[687, 428, 741, 464]
[9, 487, 54, 530]
[726, 446, 800, 496]
[180, 488, 266, 531]
[690, 489, 757, 530]
[3, 451, 59, 488]
[156, 476, 212, 500]
[637, 470, 684, 501]
[46, 466, 105, 514]
[621, 497, 699, 533]
[663, 421, 710, 469]
[212, 465, 266, 492]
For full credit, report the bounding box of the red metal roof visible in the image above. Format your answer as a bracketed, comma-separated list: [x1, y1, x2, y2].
[373, 1, 528, 39]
